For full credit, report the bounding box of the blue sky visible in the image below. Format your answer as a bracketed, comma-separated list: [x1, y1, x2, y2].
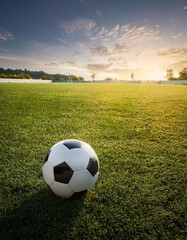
[0, 0, 187, 80]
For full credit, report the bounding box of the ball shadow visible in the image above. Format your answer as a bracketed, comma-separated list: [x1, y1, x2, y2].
[1, 188, 86, 240]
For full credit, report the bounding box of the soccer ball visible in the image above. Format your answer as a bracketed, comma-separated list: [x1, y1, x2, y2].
[42, 139, 99, 198]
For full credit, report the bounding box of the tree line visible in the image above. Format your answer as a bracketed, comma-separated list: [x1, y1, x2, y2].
[166, 68, 187, 80]
[0, 68, 84, 80]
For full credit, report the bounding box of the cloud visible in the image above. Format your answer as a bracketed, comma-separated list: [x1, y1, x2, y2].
[81, 23, 162, 79]
[0, 55, 22, 61]
[108, 57, 128, 71]
[86, 63, 112, 73]
[184, 6, 187, 10]
[167, 60, 187, 72]
[45, 62, 59, 67]
[156, 42, 187, 76]
[108, 56, 126, 64]
[90, 45, 109, 56]
[0, 31, 14, 41]
[90, 43, 129, 57]
[65, 59, 78, 67]
[172, 32, 183, 39]
[158, 43, 187, 57]
[90, 24, 161, 48]
[122, 25, 161, 44]
[60, 18, 96, 34]
[113, 43, 129, 53]
[0, 54, 42, 71]
[91, 24, 120, 41]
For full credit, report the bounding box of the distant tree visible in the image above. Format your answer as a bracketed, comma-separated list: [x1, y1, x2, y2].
[178, 68, 187, 80]
[0, 67, 84, 80]
[7, 68, 14, 74]
[41, 75, 52, 80]
[0, 72, 31, 79]
[0, 73, 6, 78]
[69, 75, 79, 80]
[166, 69, 174, 80]
[91, 73, 95, 81]
[79, 76, 84, 81]
[131, 73, 135, 80]
[17, 73, 31, 79]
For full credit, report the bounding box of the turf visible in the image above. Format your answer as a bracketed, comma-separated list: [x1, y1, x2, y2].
[0, 83, 187, 240]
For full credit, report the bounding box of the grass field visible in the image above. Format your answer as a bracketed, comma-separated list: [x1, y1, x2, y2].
[0, 83, 187, 240]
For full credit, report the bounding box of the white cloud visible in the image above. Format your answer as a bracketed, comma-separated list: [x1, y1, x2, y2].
[183, 6, 187, 10]
[158, 42, 187, 58]
[91, 24, 161, 47]
[88, 23, 161, 71]
[86, 63, 112, 73]
[167, 60, 187, 73]
[172, 32, 183, 39]
[0, 31, 14, 41]
[90, 45, 109, 56]
[44, 62, 59, 67]
[60, 18, 96, 34]
[155, 42, 187, 77]
[120, 25, 161, 45]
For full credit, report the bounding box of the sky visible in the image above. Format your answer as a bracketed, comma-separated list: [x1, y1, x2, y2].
[0, 0, 187, 80]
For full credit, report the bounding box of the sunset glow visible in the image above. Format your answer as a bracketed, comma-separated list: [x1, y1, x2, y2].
[0, 0, 187, 80]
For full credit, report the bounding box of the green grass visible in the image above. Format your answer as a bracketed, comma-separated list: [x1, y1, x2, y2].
[0, 83, 187, 240]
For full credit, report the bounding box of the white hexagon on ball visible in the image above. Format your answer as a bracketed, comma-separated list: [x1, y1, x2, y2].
[66, 148, 90, 171]
[48, 142, 69, 166]
[50, 181, 74, 198]
[42, 161, 54, 186]
[69, 170, 93, 192]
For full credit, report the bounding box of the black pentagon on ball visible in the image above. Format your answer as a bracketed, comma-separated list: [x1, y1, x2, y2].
[63, 140, 82, 149]
[54, 162, 74, 184]
[87, 157, 99, 176]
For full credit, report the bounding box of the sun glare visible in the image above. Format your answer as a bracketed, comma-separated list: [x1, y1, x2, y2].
[147, 71, 165, 80]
